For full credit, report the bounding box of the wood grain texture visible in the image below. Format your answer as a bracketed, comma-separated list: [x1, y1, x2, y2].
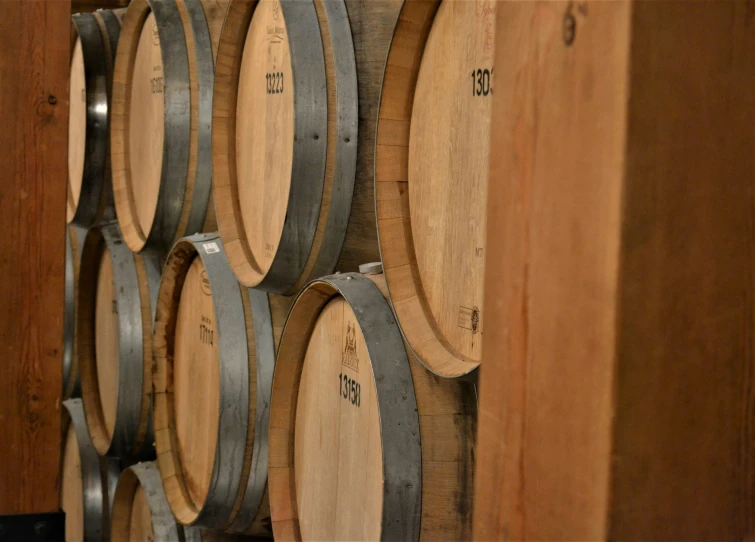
[61, 425, 84, 542]
[154, 240, 291, 532]
[408, 0, 491, 364]
[174, 256, 220, 512]
[128, 485, 155, 542]
[112, 0, 216, 253]
[79, 226, 156, 458]
[474, 1, 755, 540]
[375, 0, 490, 377]
[269, 276, 476, 540]
[236, 0, 294, 278]
[294, 298, 383, 541]
[129, 11, 163, 238]
[0, 0, 69, 514]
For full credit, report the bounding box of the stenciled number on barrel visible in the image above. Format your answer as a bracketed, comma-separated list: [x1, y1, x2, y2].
[338, 373, 360, 407]
[471, 68, 492, 97]
[266, 72, 284, 95]
[199, 316, 214, 346]
[150, 76, 163, 94]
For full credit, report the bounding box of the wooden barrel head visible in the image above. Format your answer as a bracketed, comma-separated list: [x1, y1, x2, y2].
[129, 11, 164, 238]
[155, 235, 290, 532]
[127, 484, 155, 541]
[94, 244, 120, 441]
[270, 272, 476, 540]
[68, 36, 87, 223]
[79, 224, 159, 460]
[173, 255, 220, 512]
[294, 297, 383, 541]
[376, 0, 495, 377]
[408, 0, 491, 364]
[61, 423, 84, 542]
[236, 0, 294, 279]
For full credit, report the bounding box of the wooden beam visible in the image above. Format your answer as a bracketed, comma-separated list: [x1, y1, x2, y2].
[475, 1, 755, 539]
[0, 0, 70, 514]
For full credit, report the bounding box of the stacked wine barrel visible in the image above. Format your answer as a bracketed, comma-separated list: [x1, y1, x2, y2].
[62, 0, 492, 539]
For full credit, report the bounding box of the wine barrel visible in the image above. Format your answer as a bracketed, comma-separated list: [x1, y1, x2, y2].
[63, 225, 87, 399]
[78, 222, 161, 460]
[112, 462, 255, 542]
[68, 8, 125, 228]
[61, 399, 121, 542]
[213, 0, 363, 294]
[111, 0, 218, 253]
[269, 269, 476, 540]
[375, 0, 496, 378]
[153, 233, 292, 533]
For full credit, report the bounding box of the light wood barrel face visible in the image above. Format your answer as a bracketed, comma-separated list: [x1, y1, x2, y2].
[94, 245, 120, 441]
[68, 36, 87, 223]
[269, 273, 476, 541]
[236, 0, 294, 279]
[155, 236, 289, 533]
[61, 424, 85, 542]
[129, 11, 164, 239]
[174, 256, 220, 512]
[294, 298, 383, 541]
[408, 0, 492, 364]
[376, 0, 494, 377]
[79, 225, 158, 459]
[127, 485, 155, 541]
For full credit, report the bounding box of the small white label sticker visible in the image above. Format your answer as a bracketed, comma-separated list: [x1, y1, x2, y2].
[203, 242, 220, 254]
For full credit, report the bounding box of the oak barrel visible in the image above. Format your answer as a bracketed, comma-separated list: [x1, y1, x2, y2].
[61, 399, 121, 542]
[269, 270, 477, 540]
[63, 225, 87, 399]
[375, 0, 496, 377]
[153, 233, 292, 533]
[111, 0, 219, 253]
[68, 8, 125, 228]
[213, 0, 370, 294]
[78, 222, 161, 461]
[112, 462, 255, 542]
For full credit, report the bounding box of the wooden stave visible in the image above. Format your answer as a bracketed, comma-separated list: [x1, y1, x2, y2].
[268, 271, 477, 541]
[374, 0, 485, 379]
[69, 10, 122, 228]
[153, 233, 289, 533]
[61, 398, 122, 542]
[213, 0, 360, 294]
[78, 222, 160, 461]
[111, 0, 215, 254]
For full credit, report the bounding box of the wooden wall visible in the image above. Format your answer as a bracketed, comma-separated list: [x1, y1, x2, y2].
[475, 1, 755, 539]
[0, 0, 71, 514]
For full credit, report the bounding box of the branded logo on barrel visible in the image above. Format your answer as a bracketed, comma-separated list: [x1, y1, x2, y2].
[200, 270, 212, 296]
[458, 305, 480, 334]
[342, 322, 359, 372]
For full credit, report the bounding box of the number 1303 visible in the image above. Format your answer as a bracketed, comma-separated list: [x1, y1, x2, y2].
[471, 68, 492, 97]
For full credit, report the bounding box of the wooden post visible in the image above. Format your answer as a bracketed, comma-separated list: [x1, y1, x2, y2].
[475, 1, 755, 539]
[0, 0, 70, 514]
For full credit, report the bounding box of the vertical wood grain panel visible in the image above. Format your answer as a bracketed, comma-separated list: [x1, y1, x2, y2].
[0, 0, 70, 514]
[476, 1, 755, 539]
